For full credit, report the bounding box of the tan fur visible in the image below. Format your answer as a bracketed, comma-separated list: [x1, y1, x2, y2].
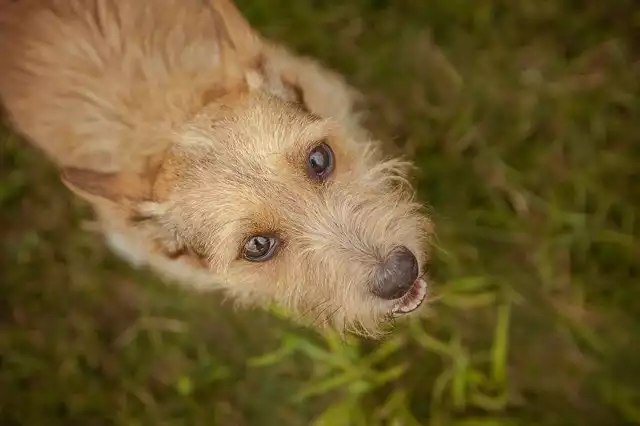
[0, 0, 433, 336]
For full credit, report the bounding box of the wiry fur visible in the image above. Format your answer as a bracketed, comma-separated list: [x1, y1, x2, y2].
[0, 0, 433, 337]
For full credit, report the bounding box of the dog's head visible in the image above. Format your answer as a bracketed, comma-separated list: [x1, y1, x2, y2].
[61, 0, 433, 336]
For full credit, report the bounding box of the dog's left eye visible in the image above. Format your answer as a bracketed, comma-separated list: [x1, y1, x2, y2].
[242, 235, 279, 262]
[307, 142, 335, 181]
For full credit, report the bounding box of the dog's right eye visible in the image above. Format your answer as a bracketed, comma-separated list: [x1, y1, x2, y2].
[242, 235, 279, 262]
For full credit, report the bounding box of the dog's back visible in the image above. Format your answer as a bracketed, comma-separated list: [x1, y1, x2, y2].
[0, 0, 234, 171]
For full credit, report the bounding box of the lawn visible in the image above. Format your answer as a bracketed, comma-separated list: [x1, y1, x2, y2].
[1, 0, 639, 425]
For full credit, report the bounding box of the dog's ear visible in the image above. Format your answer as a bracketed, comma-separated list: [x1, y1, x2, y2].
[205, 0, 360, 120]
[60, 167, 157, 206]
[207, 0, 262, 62]
[203, 0, 264, 95]
[60, 167, 191, 259]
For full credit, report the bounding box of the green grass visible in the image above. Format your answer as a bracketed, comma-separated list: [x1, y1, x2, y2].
[1, 0, 639, 424]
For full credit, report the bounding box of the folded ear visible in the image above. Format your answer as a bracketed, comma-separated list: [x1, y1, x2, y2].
[205, 0, 359, 120]
[60, 167, 153, 206]
[61, 167, 190, 259]
[207, 0, 262, 61]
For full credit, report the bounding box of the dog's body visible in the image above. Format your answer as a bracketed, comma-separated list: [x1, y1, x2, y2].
[0, 0, 432, 336]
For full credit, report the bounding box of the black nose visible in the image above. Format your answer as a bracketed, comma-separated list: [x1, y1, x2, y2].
[373, 246, 419, 300]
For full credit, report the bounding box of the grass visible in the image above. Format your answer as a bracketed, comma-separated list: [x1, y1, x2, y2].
[1, 0, 639, 424]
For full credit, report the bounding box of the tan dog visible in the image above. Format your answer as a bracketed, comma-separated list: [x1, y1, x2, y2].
[0, 0, 432, 336]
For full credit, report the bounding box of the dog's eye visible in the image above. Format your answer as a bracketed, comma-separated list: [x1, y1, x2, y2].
[242, 235, 279, 262]
[307, 142, 334, 181]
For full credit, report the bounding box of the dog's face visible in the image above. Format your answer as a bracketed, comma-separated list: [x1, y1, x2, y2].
[147, 92, 431, 335]
[62, 88, 432, 335]
[58, 0, 433, 336]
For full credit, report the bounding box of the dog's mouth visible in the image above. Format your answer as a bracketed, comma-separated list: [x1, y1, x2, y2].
[392, 277, 428, 315]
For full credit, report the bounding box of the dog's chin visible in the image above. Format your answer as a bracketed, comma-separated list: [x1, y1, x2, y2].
[391, 277, 428, 316]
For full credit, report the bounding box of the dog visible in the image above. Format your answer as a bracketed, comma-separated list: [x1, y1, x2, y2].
[0, 0, 433, 336]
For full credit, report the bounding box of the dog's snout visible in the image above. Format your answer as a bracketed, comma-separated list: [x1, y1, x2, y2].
[373, 246, 419, 300]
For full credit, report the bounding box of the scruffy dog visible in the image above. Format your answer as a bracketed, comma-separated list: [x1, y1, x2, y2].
[0, 0, 432, 336]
